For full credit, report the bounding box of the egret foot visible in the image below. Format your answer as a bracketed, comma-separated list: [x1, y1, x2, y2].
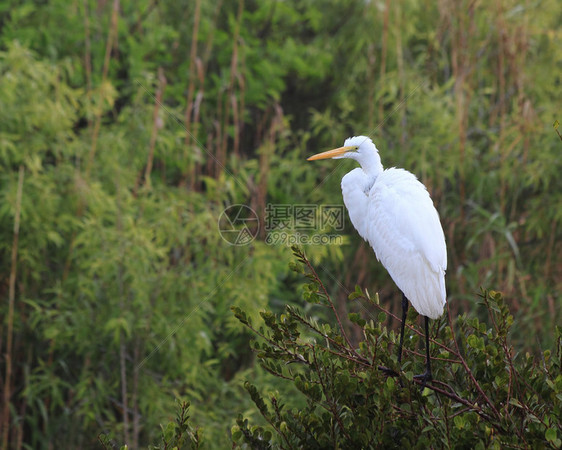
[414, 315, 433, 392]
[377, 365, 399, 377]
[413, 370, 432, 391]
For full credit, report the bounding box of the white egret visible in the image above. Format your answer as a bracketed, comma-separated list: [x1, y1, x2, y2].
[307, 136, 447, 383]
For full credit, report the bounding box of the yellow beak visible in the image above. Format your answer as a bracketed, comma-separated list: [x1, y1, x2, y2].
[307, 145, 356, 161]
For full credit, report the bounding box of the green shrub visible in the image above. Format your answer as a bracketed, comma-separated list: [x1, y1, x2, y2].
[228, 247, 561, 448]
[107, 247, 562, 448]
[100, 400, 202, 450]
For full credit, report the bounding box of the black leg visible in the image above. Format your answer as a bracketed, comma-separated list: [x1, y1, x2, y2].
[414, 316, 432, 388]
[424, 316, 432, 379]
[397, 293, 409, 366]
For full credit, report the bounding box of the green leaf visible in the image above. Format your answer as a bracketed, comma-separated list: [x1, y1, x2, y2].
[545, 428, 557, 443]
[348, 312, 366, 327]
[454, 415, 465, 429]
[348, 284, 364, 300]
[231, 426, 242, 441]
[385, 377, 395, 390]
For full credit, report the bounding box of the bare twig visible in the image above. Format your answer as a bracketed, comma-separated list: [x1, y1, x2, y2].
[311, 349, 354, 443]
[116, 172, 129, 445]
[302, 256, 357, 356]
[218, 0, 244, 176]
[83, 0, 92, 104]
[143, 67, 167, 189]
[86, 0, 120, 178]
[446, 302, 502, 420]
[183, 0, 201, 188]
[2, 166, 24, 450]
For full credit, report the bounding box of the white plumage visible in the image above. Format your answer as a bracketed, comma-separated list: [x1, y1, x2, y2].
[308, 136, 447, 319]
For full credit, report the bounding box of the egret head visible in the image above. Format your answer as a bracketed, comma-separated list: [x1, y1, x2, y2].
[307, 136, 382, 173]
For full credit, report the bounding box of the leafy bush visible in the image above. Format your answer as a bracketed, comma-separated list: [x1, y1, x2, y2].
[127, 247, 561, 448]
[145, 246, 562, 449]
[100, 401, 202, 450]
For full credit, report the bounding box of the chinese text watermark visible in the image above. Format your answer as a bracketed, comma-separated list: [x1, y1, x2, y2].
[218, 203, 345, 246]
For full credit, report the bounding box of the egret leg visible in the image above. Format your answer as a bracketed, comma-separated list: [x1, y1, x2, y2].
[413, 316, 432, 388]
[397, 293, 409, 366]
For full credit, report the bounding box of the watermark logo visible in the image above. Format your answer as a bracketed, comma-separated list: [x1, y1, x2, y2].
[218, 204, 259, 245]
[265, 231, 343, 246]
[264, 204, 344, 246]
[265, 204, 345, 232]
[219, 203, 345, 246]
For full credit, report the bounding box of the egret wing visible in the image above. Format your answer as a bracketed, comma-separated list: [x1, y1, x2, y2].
[366, 168, 447, 318]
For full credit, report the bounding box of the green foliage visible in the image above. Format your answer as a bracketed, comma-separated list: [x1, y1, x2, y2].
[1, 0, 560, 447]
[100, 401, 201, 450]
[147, 401, 202, 450]
[230, 248, 562, 448]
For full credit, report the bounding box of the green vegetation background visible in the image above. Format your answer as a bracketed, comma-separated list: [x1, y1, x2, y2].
[0, 0, 560, 448]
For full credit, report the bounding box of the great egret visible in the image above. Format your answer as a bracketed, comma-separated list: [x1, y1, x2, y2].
[307, 136, 447, 383]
